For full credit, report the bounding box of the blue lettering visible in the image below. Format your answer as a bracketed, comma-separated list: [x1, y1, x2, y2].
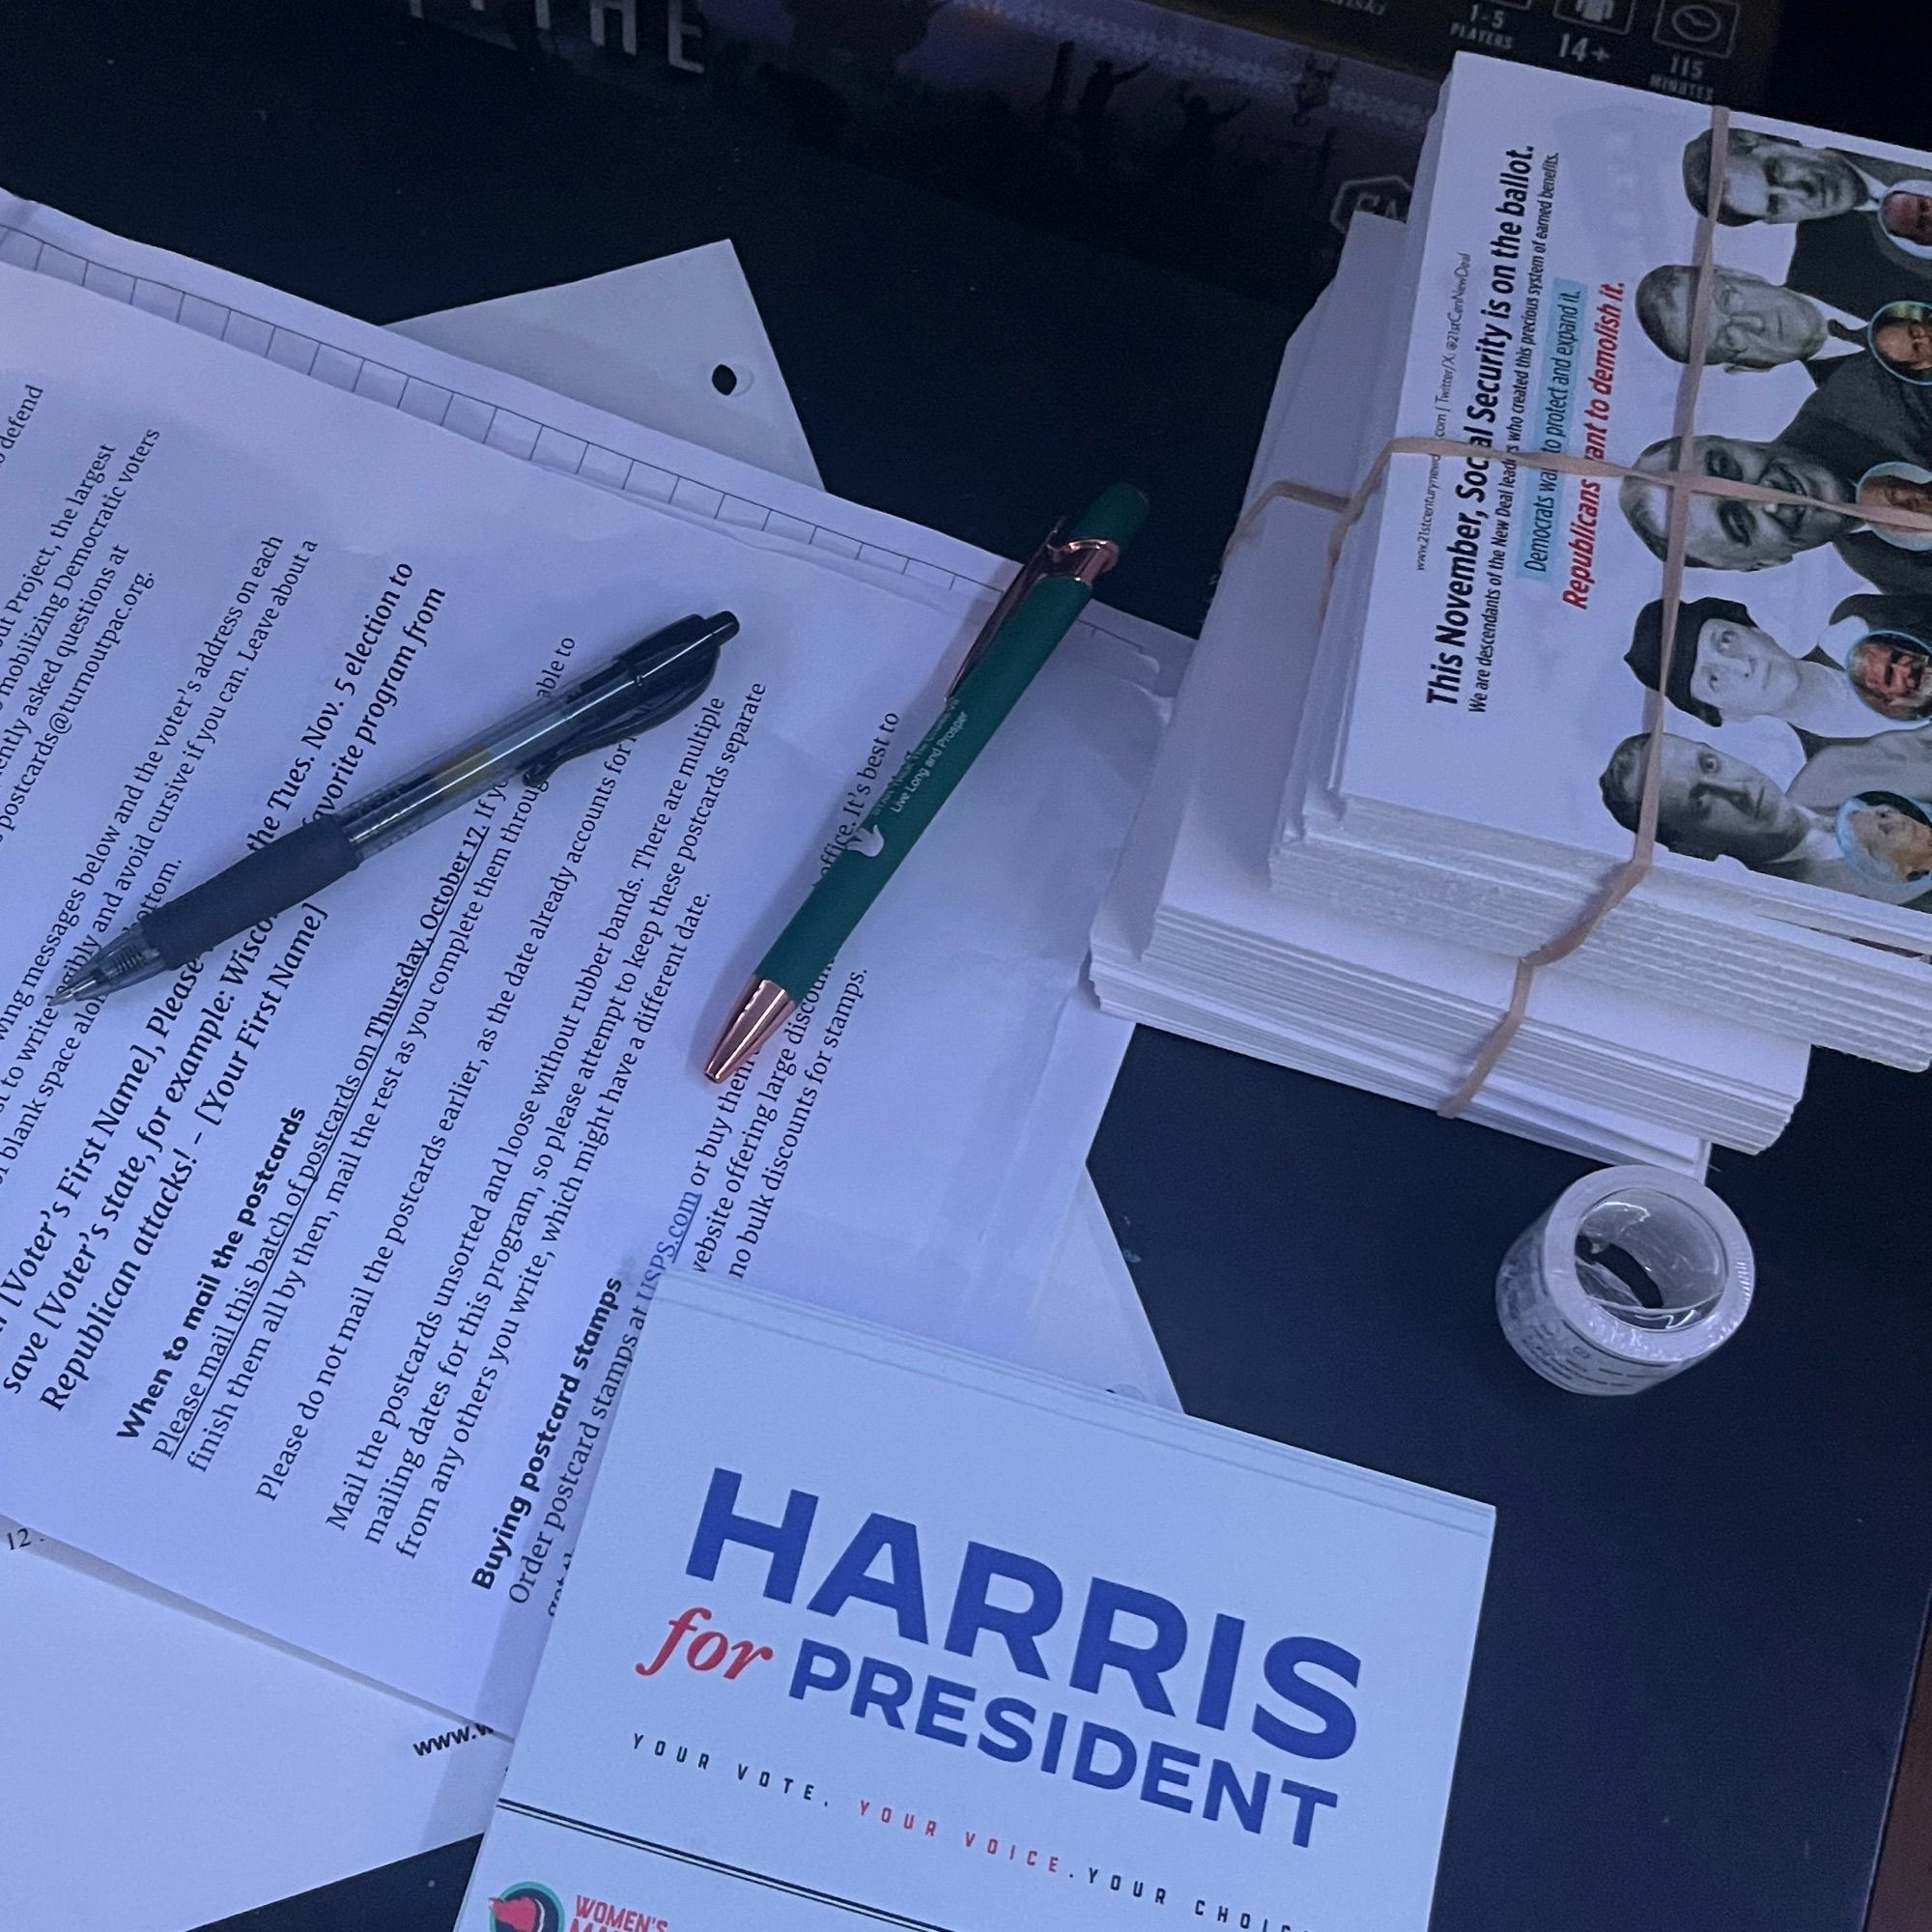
[1205, 1759, 1270, 1833]
[1141, 1740, 1199, 1813]
[1279, 1777, 1340, 1847]
[943, 1541, 1063, 1677]
[1071, 1578, 1188, 1715]
[914, 1673, 975, 1747]
[787, 1637, 850, 1701]
[978, 1694, 1036, 1764]
[806, 1512, 927, 1640]
[1252, 1635, 1360, 1760]
[1193, 1612, 1244, 1730]
[1071, 1721, 1137, 1791]
[850, 1656, 914, 1728]
[686, 1467, 817, 1603]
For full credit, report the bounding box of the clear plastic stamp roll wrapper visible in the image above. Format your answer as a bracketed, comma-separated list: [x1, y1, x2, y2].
[1496, 1167, 1755, 1395]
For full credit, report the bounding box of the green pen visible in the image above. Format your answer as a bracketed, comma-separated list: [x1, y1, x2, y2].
[704, 483, 1149, 1082]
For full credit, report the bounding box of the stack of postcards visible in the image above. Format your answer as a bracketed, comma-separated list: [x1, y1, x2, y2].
[1093, 214, 1809, 1174]
[1270, 55, 1932, 1079]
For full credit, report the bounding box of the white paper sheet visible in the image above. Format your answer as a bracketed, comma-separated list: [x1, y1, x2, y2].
[403, 264, 1177, 1403]
[0, 240, 1175, 1932]
[0, 249, 1177, 1734]
[389, 254, 1173, 1401]
[0, 241, 807, 1932]
[1026, 1175, 1180, 1409]
[389, 242, 824, 492]
[0, 1517, 515, 1931]
[0, 189, 1180, 1357]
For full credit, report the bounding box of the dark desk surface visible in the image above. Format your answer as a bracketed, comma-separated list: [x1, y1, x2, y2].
[4, 7, 1928, 1931]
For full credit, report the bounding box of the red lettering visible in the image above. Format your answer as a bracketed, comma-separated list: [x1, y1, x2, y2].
[637, 1605, 711, 1676]
[724, 1636, 775, 1679]
[637, 1603, 774, 1683]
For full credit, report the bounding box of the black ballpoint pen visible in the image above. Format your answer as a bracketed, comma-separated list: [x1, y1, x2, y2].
[54, 611, 740, 1005]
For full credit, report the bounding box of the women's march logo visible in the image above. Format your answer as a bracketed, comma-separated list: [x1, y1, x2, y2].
[487, 1884, 564, 1932]
[491, 1882, 668, 1932]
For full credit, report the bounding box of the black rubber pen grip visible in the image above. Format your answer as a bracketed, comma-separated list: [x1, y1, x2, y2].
[141, 818, 361, 968]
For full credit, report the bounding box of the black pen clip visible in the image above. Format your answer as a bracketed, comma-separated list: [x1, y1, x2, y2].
[520, 634, 725, 789]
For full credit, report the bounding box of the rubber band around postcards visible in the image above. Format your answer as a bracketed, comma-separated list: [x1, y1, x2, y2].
[1228, 104, 1932, 1121]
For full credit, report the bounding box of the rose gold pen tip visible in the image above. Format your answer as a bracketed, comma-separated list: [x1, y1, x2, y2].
[703, 978, 796, 1083]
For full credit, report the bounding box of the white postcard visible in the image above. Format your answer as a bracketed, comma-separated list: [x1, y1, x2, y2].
[1339, 57, 1932, 948]
[461, 1273, 1492, 1932]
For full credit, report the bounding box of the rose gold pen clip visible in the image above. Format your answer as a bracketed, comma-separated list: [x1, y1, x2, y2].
[946, 524, 1122, 696]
